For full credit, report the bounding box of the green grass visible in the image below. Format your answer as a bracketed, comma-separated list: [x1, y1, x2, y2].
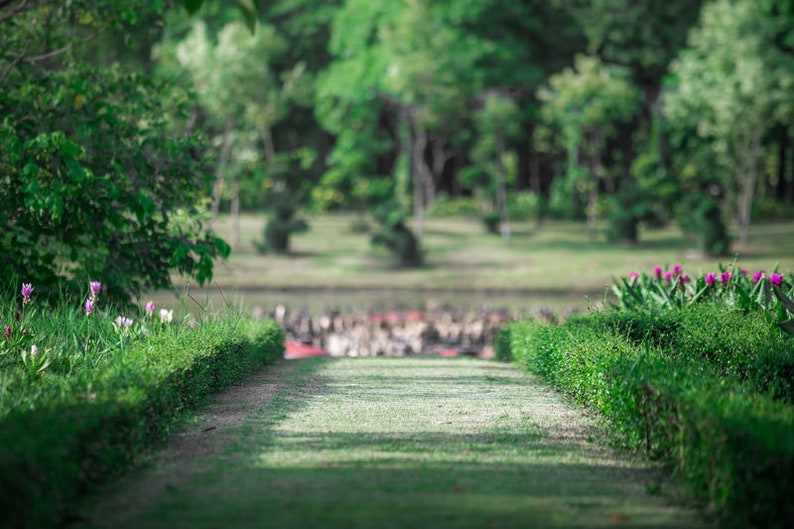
[198, 214, 794, 294]
[76, 357, 707, 529]
[0, 288, 284, 529]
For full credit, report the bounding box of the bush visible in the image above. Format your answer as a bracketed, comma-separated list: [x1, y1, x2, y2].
[257, 203, 309, 254]
[677, 194, 731, 255]
[0, 295, 284, 529]
[505, 311, 794, 528]
[370, 206, 422, 268]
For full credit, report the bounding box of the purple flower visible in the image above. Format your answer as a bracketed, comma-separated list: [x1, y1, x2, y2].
[741, 268, 748, 276]
[628, 271, 640, 283]
[664, 271, 673, 282]
[770, 273, 784, 286]
[4, 325, 11, 339]
[679, 274, 691, 284]
[673, 265, 684, 275]
[145, 301, 155, 313]
[653, 266, 663, 279]
[85, 297, 94, 316]
[705, 273, 716, 285]
[21, 283, 34, 304]
[753, 271, 765, 284]
[89, 281, 101, 299]
[720, 271, 732, 285]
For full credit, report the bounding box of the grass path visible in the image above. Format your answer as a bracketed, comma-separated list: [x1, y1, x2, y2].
[74, 357, 708, 528]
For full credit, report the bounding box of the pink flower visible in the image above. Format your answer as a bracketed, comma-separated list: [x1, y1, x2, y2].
[4, 325, 11, 339]
[664, 271, 673, 282]
[628, 271, 640, 283]
[720, 271, 732, 285]
[21, 283, 34, 304]
[653, 266, 663, 279]
[705, 273, 716, 285]
[85, 297, 94, 316]
[741, 268, 748, 276]
[145, 301, 155, 313]
[770, 273, 784, 286]
[679, 274, 691, 284]
[673, 265, 684, 275]
[89, 281, 101, 299]
[753, 272, 765, 283]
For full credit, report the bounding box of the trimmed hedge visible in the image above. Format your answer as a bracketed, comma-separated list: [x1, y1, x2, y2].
[503, 315, 794, 528]
[582, 306, 794, 403]
[0, 319, 284, 529]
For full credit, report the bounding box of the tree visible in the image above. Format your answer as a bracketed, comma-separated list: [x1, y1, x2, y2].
[665, 0, 794, 245]
[167, 18, 314, 247]
[1, 1, 229, 304]
[538, 55, 642, 240]
[463, 94, 523, 243]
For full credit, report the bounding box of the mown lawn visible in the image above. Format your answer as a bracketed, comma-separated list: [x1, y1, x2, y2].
[198, 214, 794, 294]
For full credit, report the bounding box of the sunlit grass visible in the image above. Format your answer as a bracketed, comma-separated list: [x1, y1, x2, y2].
[196, 214, 794, 294]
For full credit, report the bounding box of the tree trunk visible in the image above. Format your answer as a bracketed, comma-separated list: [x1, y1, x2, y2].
[211, 120, 235, 220]
[494, 133, 511, 244]
[261, 124, 276, 163]
[230, 178, 240, 248]
[412, 126, 429, 239]
[737, 130, 762, 246]
[586, 133, 601, 242]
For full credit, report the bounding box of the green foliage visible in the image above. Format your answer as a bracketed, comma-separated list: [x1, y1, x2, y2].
[505, 311, 794, 528]
[257, 201, 309, 254]
[606, 181, 656, 244]
[370, 205, 423, 268]
[610, 265, 794, 338]
[665, 0, 794, 243]
[0, 63, 229, 305]
[0, 283, 284, 529]
[677, 193, 731, 255]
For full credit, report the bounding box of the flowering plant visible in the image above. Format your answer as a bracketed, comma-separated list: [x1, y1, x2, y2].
[612, 264, 794, 336]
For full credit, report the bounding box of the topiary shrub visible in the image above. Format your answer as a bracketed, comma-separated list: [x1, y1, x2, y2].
[257, 203, 309, 254]
[678, 193, 731, 256]
[370, 206, 422, 268]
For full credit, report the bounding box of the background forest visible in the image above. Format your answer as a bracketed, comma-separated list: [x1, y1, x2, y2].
[3, 0, 794, 301]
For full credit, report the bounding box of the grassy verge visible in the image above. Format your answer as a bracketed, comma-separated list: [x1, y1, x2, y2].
[0, 290, 284, 529]
[200, 214, 794, 293]
[498, 309, 794, 528]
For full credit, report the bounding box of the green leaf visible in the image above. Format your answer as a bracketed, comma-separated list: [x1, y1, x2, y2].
[779, 319, 794, 337]
[182, 0, 203, 15]
[773, 284, 794, 316]
[234, 0, 259, 33]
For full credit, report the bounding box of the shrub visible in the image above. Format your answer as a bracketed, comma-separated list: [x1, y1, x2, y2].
[257, 202, 309, 254]
[0, 282, 284, 529]
[505, 312, 794, 528]
[370, 205, 422, 268]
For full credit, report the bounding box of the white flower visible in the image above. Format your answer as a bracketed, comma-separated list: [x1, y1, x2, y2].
[30, 345, 38, 356]
[115, 316, 134, 329]
[159, 309, 174, 324]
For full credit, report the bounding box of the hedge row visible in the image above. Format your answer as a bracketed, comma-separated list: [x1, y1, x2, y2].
[498, 313, 794, 529]
[0, 319, 284, 529]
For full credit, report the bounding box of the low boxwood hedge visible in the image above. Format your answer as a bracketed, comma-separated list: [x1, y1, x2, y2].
[502, 314, 794, 528]
[0, 318, 284, 529]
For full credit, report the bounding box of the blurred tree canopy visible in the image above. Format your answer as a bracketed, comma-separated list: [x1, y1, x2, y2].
[3, 0, 794, 279]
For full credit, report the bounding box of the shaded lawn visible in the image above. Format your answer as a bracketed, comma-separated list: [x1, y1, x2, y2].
[75, 357, 709, 529]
